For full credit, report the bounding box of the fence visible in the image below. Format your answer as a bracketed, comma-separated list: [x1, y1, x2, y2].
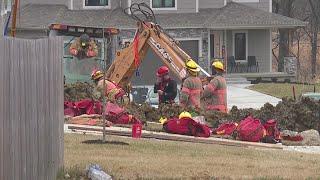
[0, 37, 64, 180]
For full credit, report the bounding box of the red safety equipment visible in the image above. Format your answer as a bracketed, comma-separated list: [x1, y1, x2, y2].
[236, 116, 266, 142]
[203, 76, 227, 113]
[105, 102, 141, 124]
[213, 122, 238, 135]
[132, 123, 143, 138]
[156, 66, 169, 77]
[262, 119, 281, 143]
[163, 117, 211, 138]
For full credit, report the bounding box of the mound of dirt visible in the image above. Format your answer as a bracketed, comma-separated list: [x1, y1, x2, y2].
[64, 83, 320, 131]
[64, 82, 94, 102]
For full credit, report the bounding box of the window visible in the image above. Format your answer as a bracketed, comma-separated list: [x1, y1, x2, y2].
[232, 0, 259, 2]
[151, 0, 177, 9]
[1, 0, 12, 15]
[233, 31, 248, 61]
[84, 0, 110, 9]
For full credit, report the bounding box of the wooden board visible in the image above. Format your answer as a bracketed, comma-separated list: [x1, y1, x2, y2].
[67, 125, 283, 150]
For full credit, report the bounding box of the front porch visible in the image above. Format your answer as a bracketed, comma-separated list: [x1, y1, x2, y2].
[207, 29, 272, 74]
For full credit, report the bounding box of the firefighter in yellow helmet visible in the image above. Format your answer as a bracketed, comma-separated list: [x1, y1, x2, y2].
[201, 60, 227, 113]
[91, 69, 125, 103]
[180, 60, 203, 109]
[179, 111, 192, 119]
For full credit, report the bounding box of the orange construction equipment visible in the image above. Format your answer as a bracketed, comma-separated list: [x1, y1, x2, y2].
[104, 3, 211, 89]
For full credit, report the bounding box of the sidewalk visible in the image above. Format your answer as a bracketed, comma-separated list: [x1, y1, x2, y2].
[227, 84, 281, 109]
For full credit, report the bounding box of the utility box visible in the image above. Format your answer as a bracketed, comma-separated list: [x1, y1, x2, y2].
[302, 93, 320, 101]
[284, 56, 297, 75]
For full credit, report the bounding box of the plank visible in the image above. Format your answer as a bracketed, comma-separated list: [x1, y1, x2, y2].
[12, 38, 21, 180]
[67, 125, 283, 150]
[30, 39, 39, 180]
[0, 38, 4, 180]
[19, 39, 27, 179]
[0, 37, 64, 179]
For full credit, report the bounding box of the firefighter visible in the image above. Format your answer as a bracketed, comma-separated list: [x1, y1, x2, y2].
[70, 34, 98, 59]
[91, 69, 125, 103]
[154, 66, 178, 104]
[180, 60, 203, 109]
[201, 60, 227, 113]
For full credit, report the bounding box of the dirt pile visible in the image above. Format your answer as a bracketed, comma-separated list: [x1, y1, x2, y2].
[123, 98, 320, 132]
[64, 82, 94, 102]
[64, 83, 320, 132]
[227, 98, 320, 132]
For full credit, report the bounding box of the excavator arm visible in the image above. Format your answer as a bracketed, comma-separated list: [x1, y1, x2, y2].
[105, 21, 211, 88]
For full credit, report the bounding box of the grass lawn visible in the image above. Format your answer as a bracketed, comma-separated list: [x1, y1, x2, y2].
[63, 133, 320, 179]
[248, 83, 320, 99]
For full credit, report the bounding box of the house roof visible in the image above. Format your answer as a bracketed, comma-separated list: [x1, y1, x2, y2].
[204, 2, 308, 28]
[15, 2, 307, 30]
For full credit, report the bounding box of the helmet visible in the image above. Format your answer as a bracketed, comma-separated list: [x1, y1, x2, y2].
[91, 69, 104, 81]
[212, 61, 225, 71]
[186, 59, 200, 72]
[159, 117, 167, 124]
[156, 66, 169, 77]
[179, 111, 192, 119]
[80, 34, 90, 47]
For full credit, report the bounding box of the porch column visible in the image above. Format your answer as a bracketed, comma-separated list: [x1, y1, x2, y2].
[224, 29, 228, 74]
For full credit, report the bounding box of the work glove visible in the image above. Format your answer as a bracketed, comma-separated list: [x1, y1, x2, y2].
[87, 50, 96, 57]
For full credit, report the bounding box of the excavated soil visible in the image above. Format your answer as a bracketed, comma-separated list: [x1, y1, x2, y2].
[65, 83, 320, 132]
[64, 82, 95, 102]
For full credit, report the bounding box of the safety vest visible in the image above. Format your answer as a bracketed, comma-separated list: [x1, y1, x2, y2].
[97, 80, 122, 101]
[180, 76, 202, 108]
[203, 76, 227, 113]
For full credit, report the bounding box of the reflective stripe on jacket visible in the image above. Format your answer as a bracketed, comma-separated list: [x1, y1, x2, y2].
[180, 76, 203, 108]
[202, 76, 227, 113]
[95, 80, 123, 101]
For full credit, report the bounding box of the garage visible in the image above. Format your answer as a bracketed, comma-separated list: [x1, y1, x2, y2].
[131, 40, 200, 86]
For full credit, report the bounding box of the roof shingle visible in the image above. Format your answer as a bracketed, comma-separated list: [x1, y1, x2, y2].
[15, 2, 307, 30]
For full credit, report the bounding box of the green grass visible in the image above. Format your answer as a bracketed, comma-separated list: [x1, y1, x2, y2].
[248, 83, 320, 99]
[64, 134, 320, 179]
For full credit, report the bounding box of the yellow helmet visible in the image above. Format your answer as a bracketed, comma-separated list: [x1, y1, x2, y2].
[179, 111, 192, 119]
[212, 61, 225, 71]
[159, 117, 167, 124]
[186, 59, 200, 72]
[91, 69, 104, 80]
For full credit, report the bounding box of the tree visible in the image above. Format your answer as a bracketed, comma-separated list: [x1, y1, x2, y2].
[273, 0, 295, 72]
[308, 0, 320, 77]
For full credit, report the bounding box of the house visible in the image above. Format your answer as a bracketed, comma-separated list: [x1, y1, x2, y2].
[11, 0, 306, 85]
[0, 0, 11, 37]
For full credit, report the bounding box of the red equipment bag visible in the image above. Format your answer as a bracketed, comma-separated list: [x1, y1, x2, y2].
[262, 119, 281, 143]
[105, 102, 141, 124]
[213, 122, 238, 135]
[236, 116, 266, 142]
[75, 99, 102, 115]
[163, 117, 211, 138]
[64, 101, 79, 117]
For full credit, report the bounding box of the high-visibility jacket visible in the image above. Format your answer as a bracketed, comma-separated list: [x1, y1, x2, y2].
[93, 79, 125, 102]
[69, 38, 98, 59]
[202, 75, 227, 113]
[180, 76, 203, 109]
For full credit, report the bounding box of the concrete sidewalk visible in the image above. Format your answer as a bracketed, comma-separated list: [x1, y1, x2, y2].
[227, 84, 281, 109]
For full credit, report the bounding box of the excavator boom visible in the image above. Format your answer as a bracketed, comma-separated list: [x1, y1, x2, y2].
[105, 21, 211, 88]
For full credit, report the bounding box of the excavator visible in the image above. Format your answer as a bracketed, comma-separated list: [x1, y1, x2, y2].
[105, 3, 212, 89]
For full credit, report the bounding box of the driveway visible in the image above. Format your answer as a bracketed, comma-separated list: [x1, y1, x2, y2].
[227, 84, 281, 109]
